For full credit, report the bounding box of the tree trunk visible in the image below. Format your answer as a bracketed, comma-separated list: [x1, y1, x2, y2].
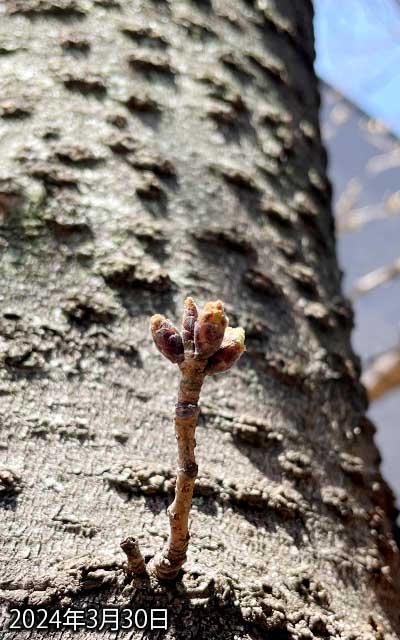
[0, 1, 399, 638]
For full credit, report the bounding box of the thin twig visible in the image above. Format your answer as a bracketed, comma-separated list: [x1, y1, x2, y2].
[149, 298, 245, 580]
[155, 360, 205, 580]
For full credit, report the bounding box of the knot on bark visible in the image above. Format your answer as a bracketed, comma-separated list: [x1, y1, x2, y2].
[181, 461, 198, 478]
[175, 402, 198, 419]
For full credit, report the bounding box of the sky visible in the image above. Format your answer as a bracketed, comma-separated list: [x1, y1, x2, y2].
[314, 0, 400, 137]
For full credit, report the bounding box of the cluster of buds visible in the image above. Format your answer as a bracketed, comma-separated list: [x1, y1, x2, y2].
[150, 298, 245, 371]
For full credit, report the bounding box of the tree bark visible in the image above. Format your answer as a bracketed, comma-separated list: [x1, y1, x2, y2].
[0, 1, 399, 639]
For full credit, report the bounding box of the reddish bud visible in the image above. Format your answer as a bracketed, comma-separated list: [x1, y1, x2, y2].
[150, 314, 184, 364]
[194, 300, 228, 358]
[206, 327, 245, 375]
[181, 297, 198, 354]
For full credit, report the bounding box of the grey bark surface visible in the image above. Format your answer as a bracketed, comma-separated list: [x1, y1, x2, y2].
[0, 1, 399, 639]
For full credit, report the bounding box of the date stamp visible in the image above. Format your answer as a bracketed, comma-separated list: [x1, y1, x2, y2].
[6, 606, 168, 631]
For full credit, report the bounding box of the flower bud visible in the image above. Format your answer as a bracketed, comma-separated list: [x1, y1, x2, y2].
[194, 300, 228, 358]
[150, 314, 184, 364]
[206, 327, 245, 375]
[181, 297, 198, 353]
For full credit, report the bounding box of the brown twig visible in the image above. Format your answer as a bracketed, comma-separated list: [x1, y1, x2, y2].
[149, 298, 245, 580]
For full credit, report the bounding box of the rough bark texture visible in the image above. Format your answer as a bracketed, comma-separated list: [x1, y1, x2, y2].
[0, 1, 399, 639]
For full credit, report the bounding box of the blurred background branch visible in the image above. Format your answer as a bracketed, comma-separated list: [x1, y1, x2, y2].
[352, 257, 400, 298]
[363, 348, 400, 402]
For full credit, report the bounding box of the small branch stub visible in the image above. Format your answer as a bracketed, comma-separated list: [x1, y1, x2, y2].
[120, 537, 146, 576]
[149, 297, 245, 580]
